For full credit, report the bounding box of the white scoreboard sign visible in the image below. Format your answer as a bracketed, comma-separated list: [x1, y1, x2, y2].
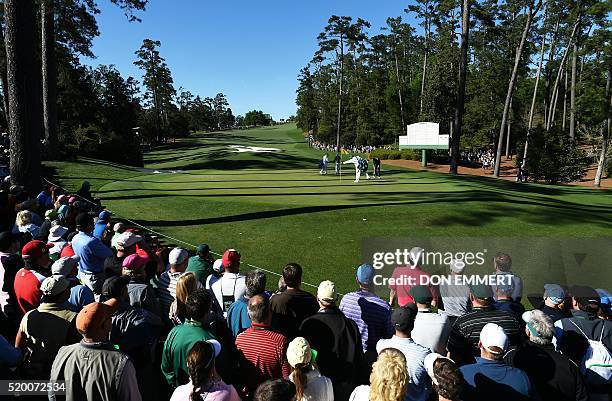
[399, 122, 448, 149]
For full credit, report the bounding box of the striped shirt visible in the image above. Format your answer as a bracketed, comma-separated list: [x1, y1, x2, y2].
[157, 270, 183, 319]
[235, 322, 291, 394]
[447, 306, 522, 358]
[376, 336, 431, 401]
[339, 289, 393, 352]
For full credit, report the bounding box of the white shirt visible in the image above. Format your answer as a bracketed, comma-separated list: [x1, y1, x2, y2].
[411, 309, 452, 354]
[211, 272, 246, 317]
[290, 368, 334, 401]
[349, 385, 370, 401]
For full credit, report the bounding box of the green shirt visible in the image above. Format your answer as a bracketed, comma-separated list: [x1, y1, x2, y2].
[186, 256, 214, 286]
[161, 319, 216, 388]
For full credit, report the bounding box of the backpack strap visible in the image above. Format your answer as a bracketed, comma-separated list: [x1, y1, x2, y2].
[568, 319, 589, 339]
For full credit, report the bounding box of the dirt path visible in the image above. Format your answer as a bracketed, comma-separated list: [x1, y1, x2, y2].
[382, 158, 612, 189]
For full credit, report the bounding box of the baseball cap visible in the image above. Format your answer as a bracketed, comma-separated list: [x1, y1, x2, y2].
[116, 231, 143, 250]
[98, 210, 112, 220]
[101, 275, 129, 300]
[479, 323, 508, 354]
[68, 196, 77, 204]
[222, 249, 241, 267]
[48, 225, 69, 242]
[287, 337, 314, 367]
[45, 209, 59, 220]
[213, 259, 224, 273]
[113, 222, 125, 233]
[40, 276, 70, 297]
[356, 263, 375, 285]
[22, 240, 54, 259]
[122, 253, 149, 271]
[424, 353, 454, 385]
[51, 256, 80, 277]
[391, 303, 418, 331]
[169, 247, 189, 265]
[196, 244, 210, 255]
[75, 213, 92, 228]
[76, 300, 118, 336]
[409, 246, 425, 265]
[57, 195, 69, 203]
[470, 283, 494, 299]
[569, 285, 601, 306]
[449, 259, 465, 274]
[410, 285, 433, 304]
[317, 280, 337, 304]
[544, 284, 565, 305]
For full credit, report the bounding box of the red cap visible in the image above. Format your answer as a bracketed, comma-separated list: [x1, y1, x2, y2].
[22, 240, 54, 259]
[60, 244, 75, 258]
[222, 249, 241, 267]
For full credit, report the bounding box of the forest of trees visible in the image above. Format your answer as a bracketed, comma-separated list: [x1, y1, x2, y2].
[295, 0, 611, 183]
[1, 0, 237, 193]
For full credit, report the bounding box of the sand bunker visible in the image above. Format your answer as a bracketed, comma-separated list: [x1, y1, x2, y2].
[228, 145, 282, 153]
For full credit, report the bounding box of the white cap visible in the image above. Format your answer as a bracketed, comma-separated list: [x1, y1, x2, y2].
[424, 353, 454, 385]
[113, 222, 125, 233]
[409, 246, 424, 265]
[213, 259, 224, 273]
[449, 259, 465, 274]
[169, 247, 189, 265]
[480, 323, 508, 354]
[317, 280, 337, 304]
[48, 225, 69, 242]
[287, 337, 312, 367]
[51, 256, 80, 277]
[116, 231, 143, 250]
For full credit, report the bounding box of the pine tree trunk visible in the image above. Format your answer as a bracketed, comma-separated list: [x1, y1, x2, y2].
[594, 63, 611, 187]
[494, 0, 539, 177]
[0, 27, 10, 125]
[450, 0, 470, 175]
[5, 0, 43, 194]
[41, 0, 59, 159]
[543, 18, 560, 128]
[569, 42, 578, 140]
[562, 69, 568, 131]
[394, 41, 406, 134]
[336, 35, 344, 154]
[506, 98, 512, 159]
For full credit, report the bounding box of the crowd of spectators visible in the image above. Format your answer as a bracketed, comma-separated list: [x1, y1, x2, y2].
[307, 137, 391, 154]
[0, 177, 611, 401]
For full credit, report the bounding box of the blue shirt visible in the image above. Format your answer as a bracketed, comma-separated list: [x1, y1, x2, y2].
[71, 231, 113, 274]
[340, 289, 393, 352]
[0, 334, 22, 366]
[93, 222, 107, 240]
[68, 283, 95, 312]
[226, 296, 251, 338]
[37, 192, 53, 209]
[460, 357, 533, 400]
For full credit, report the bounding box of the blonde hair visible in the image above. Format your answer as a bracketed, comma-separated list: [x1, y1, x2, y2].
[369, 348, 408, 401]
[175, 272, 198, 319]
[16, 210, 33, 227]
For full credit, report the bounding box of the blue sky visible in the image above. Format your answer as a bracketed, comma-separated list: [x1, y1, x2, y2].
[83, 1, 419, 120]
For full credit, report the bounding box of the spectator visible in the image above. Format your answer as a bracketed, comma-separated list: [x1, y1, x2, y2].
[0, 231, 22, 337]
[376, 303, 431, 401]
[300, 280, 363, 401]
[158, 247, 189, 319]
[49, 299, 142, 401]
[0, 334, 22, 378]
[438, 259, 471, 324]
[491, 253, 522, 302]
[505, 310, 588, 401]
[93, 210, 112, 241]
[13, 210, 40, 238]
[170, 340, 241, 401]
[349, 348, 408, 401]
[539, 284, 569, 322]
[410, 285, 451, 354]
[447, 284, 522, 365]
[169, 272, 199, 325]
[110, 222, 125, 250]
[36, 186, 54, 210]
[14, 240, 53, 314]
[340, 263, 393, 353]
[254, 379, 296, 401]
[424, 354, 464, 401]
[236, 294, 291, 396]
[271, 263, 319, 339]
[71, 212, 113, 294]
[104, 231, 142, 278]
[389, 247, 436, 307]
[227, 269, 267, 338]
[51, 256, 94, 312]
[211, 249, 246, 317]
[554, 285, 612, 395]
[493, 280, 525, 321]
[60, 231, 77, 258]
[162, 288, 217, 388]
[186, 243, 215, 287]
[76, 180, 93, 203]
[47, 224, 69, 259]
[15, 276, 80, 378]
[206, 259, 225, 289]
[460, 323, 534, 401]
[287, 336, 333, 401]
[37, 209, 59, 242]
[123, 253, 161, 316]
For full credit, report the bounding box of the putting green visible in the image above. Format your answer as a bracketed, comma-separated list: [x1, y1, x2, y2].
[47, 124, 612, 296]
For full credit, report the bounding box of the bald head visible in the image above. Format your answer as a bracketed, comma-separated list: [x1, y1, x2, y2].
[248, 294, 271, 324]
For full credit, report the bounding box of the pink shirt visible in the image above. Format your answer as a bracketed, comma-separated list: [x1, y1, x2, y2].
[170, 380, 241, 401]
[389, 266, 437, 306]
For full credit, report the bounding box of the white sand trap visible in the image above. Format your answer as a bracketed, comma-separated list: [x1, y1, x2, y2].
[228, 145, 282, 153]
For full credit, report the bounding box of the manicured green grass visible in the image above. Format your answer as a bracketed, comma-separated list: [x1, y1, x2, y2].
[46, 124, 612, 297]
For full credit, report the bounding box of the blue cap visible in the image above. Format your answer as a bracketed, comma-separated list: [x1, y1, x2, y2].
[544, 284, 565, 304]
[98, 210, 112, 220]
[356, 263, 375, 285]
